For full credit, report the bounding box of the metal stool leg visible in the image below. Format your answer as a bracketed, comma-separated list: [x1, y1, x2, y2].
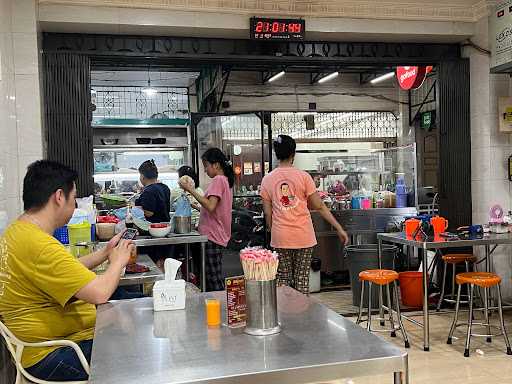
[464, 284, 475, 357]
[484, 287, 492, 343]
[379, 284, 385, 327]
[451, 263, 456, 300]
[393, 281, 410, 348]
[437, 261, 447, 311]
[386, 283, 396, 338]
[447, 284, 462, 344]
[496, 285, 512, 355]
[367, 282, 373, 332]
[356, 281, 365, 325]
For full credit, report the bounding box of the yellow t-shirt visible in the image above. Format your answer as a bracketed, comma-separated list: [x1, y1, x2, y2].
[0, 220, 97, 368]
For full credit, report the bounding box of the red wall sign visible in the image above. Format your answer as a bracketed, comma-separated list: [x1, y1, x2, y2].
[396, 66, 427, 90]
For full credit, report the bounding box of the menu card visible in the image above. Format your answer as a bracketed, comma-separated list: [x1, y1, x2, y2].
[225, 276, 246, 328]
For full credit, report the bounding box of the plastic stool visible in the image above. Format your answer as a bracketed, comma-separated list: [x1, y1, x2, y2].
[436, 254, 476, 311]
[356, 269, 410, 348]
[447, 272, 512, 357]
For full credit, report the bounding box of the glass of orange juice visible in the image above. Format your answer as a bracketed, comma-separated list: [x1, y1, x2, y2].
[205, 298, 221, 327]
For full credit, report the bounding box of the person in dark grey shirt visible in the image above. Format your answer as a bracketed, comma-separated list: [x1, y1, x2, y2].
[135, 160, 170, 223]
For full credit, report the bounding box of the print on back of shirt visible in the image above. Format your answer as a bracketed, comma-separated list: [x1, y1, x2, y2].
[277, 181, 299, 210]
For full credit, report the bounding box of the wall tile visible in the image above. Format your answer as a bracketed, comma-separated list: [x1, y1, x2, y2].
[0, 32, 14, 74]
[11, 0, 36, 34]
[15, 74, 42, 157]
[4, 153, 18, 199]
[5, 197, 19, 222]
[488, 179, 511, 210]
[471, 114, 491, 150]
[0, 0, 12, 34]
[489, 146, 512, 181]
[471, 147, 491, 181]
[12, 32, 38, 75]
[0, 74, 18, 156]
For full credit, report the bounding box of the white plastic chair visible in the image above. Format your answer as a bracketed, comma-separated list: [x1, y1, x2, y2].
[0, 319, 89, 384]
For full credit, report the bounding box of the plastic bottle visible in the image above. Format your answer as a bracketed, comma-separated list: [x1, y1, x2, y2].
[395, 174, 408, 208]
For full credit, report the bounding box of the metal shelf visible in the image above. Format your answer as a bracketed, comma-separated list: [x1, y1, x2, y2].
[94, 145, 188, 151]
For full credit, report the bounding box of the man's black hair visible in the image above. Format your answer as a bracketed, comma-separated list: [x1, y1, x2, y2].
[23, 160, 78, 211]
[139, 159, 158, 179]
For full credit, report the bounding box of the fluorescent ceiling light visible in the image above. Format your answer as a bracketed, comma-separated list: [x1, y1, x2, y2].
[142, 87, 158, 96]
[318, 72, 339, 84]
[370, 72, 395, 84]
[267, 71, 285, 83]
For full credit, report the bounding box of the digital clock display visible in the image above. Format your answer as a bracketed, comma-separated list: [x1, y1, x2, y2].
[250, 17, 305, 41]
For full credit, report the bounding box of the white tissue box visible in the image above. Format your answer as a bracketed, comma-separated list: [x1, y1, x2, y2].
[153, 279, 186, 311]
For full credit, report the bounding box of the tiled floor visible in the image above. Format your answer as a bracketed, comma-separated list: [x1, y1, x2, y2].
[310, 297, 512, 384]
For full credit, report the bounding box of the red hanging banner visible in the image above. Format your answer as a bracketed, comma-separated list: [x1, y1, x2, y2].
[396, 66, 427, 90]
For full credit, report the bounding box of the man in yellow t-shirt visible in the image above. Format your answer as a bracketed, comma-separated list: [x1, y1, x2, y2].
[0, 160, 134, 382]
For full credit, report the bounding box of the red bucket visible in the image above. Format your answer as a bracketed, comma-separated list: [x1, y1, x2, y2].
[399, 272, 427, 308]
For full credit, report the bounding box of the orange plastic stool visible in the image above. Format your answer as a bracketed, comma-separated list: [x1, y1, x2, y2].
[437, 254, 477, 312]
[356, 269, 410, 348]
[447, 272, 512, 357]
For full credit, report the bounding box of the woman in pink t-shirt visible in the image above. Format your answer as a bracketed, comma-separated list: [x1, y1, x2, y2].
[261, 135, 348, 294]
[179, 148, 234, 291]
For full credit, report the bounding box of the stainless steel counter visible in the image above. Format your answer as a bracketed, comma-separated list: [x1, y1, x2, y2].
[98, 232, 208, 248]
[377, 231, 512, 352]
[89, 287, 408, 384]
[118, 254, 164, 288]
[312, 208, 417, 271]
[99, 232, 209, 291]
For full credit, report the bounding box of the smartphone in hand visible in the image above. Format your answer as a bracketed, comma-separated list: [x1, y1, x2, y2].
[121, 228, 138, 241]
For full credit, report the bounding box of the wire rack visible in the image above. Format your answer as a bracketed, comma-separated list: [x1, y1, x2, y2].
[220, 112, 397, 141]
[92, 86, 189, 120]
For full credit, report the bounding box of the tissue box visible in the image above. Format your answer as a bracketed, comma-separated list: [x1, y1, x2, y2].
[153, 279, 186, 311]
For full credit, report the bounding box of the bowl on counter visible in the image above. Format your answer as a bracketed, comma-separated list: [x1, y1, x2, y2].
[101, 138, 119, 145]
[149, 223, 171, 238]
[136, 137, 151, 144]
[96, 222, 116, 240]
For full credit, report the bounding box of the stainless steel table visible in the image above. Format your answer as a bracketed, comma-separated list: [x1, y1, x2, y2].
[119, 254, 163, 293]
[100, 232, 209, 291]
[89, 287, 408, 384]
[377, 231, 512, 351]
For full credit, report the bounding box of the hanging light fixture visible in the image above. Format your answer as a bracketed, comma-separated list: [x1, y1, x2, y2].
[370, 72, 395, 84]
[317, 71, 339, 84]
[142, 66, 157, 96]
[266, 71, 285, 83]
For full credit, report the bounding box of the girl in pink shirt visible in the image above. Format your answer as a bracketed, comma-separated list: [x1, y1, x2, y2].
[179, 148, 233, 291]
[261, 135, 348, 294]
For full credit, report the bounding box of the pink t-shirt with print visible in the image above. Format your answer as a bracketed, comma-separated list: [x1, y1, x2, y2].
[198, 175, 233, 247]
[260, 167, 317, 249]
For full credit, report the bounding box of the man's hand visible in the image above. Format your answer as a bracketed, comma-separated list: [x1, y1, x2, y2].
[105, 230, 125, 254]
[108, 239, 134, 268]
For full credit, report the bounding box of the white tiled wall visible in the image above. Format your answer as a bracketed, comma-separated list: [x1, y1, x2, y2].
[0, 0, 43, 225]
[467, 16, 512, 301]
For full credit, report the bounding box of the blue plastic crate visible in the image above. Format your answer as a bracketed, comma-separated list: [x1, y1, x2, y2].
[54, 223, 96, 244]
[53, 226, 69, 244]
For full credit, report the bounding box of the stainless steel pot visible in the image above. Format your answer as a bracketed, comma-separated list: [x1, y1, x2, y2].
[174, 216, 191, 234]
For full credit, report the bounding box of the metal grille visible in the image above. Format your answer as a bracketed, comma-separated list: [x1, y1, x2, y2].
[92, 86, 189, 120]
[43, 52, 94, 196]
[438, 60, 471, 229]
[220, 112, 397, 141]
